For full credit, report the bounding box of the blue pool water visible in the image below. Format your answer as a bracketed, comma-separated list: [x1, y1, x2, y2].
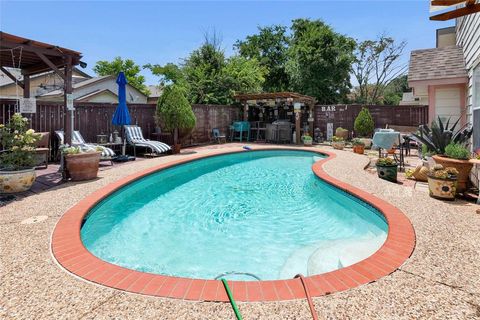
[81, 150, 387, 281]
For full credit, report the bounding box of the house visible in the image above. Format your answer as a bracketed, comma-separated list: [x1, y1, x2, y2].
[0, 68, 148, 104]
[0, 67, 91, 98]
[408, 16, 479, 150]
[147, 84, 163, 104]
[38, 75, 148, 103]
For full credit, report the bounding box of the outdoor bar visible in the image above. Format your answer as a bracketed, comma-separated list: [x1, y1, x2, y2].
[234, 92, 316, 145]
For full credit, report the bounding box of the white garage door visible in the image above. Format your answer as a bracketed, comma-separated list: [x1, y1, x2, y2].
[435, 87, 461, 123]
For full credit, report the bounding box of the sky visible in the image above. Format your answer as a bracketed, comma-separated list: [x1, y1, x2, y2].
[0, 0, 454, 85]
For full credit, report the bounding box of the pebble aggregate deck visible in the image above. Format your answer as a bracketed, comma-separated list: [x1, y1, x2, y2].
[1, 144, 479, 319]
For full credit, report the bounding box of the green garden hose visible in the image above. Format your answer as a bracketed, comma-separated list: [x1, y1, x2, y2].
[221, 279, 243, 320]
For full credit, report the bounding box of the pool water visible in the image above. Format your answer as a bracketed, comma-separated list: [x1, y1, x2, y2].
[81, 150, 387, 281]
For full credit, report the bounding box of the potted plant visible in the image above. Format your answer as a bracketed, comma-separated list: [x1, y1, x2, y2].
[302, 134, 313, 146]
[0, 114, 40, 193]
[61, 146, 101, 181]
[375, 157, 398, 182]
[156, 85, 196, 154]
[354, 107, 374, 148]
[427, 164, 458, 200]
[352, 138, 365, 154]
[335, 127, 349, 141]
[331, 136, 345, 150]
[412, 117, 473, 193]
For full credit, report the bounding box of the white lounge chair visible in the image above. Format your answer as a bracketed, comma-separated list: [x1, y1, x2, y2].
[124, 125, 171, 156]
[55, 130, 116, 162]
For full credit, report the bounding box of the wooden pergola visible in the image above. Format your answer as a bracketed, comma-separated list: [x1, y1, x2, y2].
[430, 0, 480, 20]
[0, 31, 83, 144]
[234, 92, 316, 144]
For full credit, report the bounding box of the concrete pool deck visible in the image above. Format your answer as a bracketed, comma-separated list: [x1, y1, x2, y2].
[1, 144, 479, 319]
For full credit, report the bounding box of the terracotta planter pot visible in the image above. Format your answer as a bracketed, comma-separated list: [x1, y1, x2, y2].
[173, 144, 181, 154]
[65, 152, 101, 181]
[335, 129, 349, 140]
[303, 139, 313, 146]
[359, 138, 372, 148]
[427, 176, 457, 200]
[376, 164, 398, 183]
[332, 141, 345, 150]
[353, 145, 365, 154]
[0, 168, 36, 193]
[432, 155, 473, 193]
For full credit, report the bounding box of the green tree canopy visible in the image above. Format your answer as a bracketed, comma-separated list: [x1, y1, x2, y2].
[287, 19, 356, 104]
[93, 57, 150, 95]
[383, 75, 409, 105]
[235, 25, 290, 92]
[147, 36, 265, 105]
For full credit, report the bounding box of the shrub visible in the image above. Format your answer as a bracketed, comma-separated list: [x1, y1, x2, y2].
[376, 157, 396, 166]
[352, 138, 365, 146]
[156, 85, 196, 144]
[332, 136, 344, 142]
[444, 143, 470, 160]
[0, 114, 40, 171]
[412, 116, 473, 155]
[302, 134, 312, 141]
[354, 107, 375, 137]
[428, 164, 458, 179]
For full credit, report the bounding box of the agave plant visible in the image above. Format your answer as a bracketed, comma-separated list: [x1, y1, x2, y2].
[412, 116, 473, 155]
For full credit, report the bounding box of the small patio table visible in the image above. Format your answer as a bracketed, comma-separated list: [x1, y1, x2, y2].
[372, 130, 405, 170]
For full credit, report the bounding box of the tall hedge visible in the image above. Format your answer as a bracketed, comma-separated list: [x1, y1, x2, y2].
[354, 107, 374, 137]
[156, 85, 196, 144]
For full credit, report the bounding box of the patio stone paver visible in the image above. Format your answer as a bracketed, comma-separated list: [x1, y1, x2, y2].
[1, 144, 479, 319]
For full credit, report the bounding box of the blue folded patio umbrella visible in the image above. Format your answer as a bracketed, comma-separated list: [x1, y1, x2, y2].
[112, 72, 131, 155]
[112, 72, 131, 126]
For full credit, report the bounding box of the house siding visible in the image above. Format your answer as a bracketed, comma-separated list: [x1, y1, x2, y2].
[456, 13, 480, 128]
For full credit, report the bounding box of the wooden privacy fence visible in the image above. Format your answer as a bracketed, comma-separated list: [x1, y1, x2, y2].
[1, 99, 427, 151]
[314, 104, 428, 138]
[0, 99, 241, 153]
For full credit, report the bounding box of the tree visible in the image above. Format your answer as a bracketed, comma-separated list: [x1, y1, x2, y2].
[223, 56, 266, 97]
[352, 35, 407, 105]
[235, 25, 290, 92]
[93, 57, 150, 95]
[383, 75, 409, 105]
[287, 19, 356, 104]
[156, 85, 196, 146]
[354, 107, 375, 137]
[147, 34, 265, 105]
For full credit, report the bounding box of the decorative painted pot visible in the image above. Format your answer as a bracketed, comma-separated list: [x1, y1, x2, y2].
[335, 129, 349, 140]
[427, 176, 457, 200]
[432, 155, 473, 193]
[303, 139, 313, 146]
[353, 145, 365, 154]
[65, 152, 101, 181]
[359, 138, 372, 148]
[332, 141, 345, 150]
[0, 168, 36, 193]
[376, 164, 398, 183]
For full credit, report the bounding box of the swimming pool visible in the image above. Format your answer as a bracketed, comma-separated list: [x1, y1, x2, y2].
[81, 150, 388, 281]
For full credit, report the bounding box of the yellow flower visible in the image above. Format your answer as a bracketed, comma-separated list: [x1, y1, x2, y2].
[26, 129, 35, 135]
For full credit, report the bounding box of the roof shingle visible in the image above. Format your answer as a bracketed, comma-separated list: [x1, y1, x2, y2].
[408, 46, 467, 82]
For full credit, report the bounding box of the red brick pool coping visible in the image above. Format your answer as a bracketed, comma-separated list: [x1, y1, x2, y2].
[51, 147, 415, 302]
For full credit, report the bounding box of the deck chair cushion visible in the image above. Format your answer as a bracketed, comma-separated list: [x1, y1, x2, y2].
[125, 125, 171, 154]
